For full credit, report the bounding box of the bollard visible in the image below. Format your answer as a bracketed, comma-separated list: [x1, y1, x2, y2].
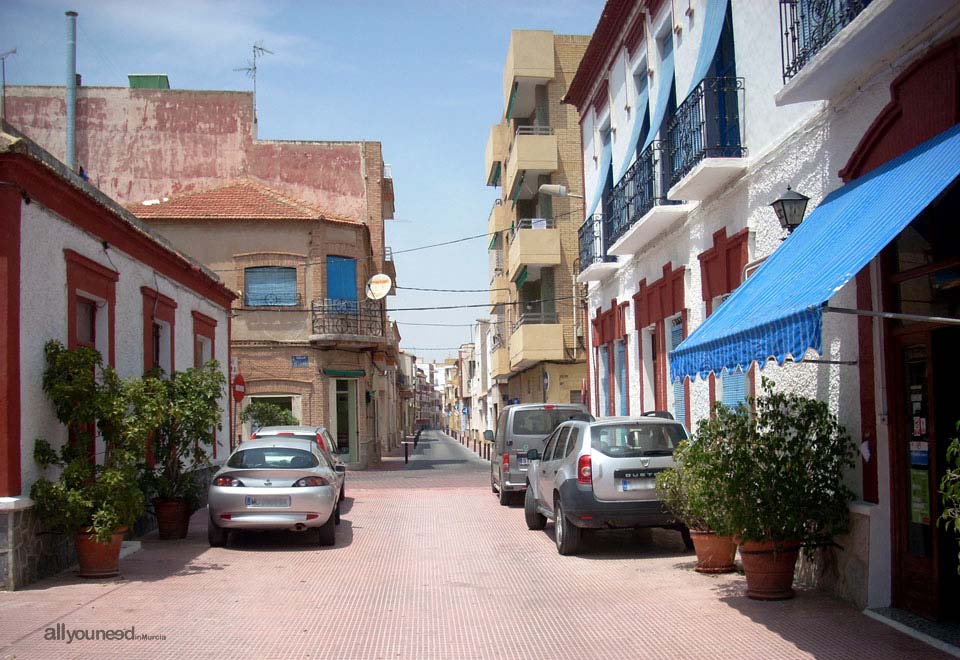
[404, 442, 408, 465]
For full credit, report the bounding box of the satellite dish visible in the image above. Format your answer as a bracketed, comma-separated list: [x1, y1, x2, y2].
[365, 273, 392, 300]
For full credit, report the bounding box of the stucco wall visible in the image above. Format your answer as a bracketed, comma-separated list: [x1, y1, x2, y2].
[18, 199, 231, 492]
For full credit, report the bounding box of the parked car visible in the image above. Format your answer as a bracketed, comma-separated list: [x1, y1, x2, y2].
[523, 416, 692, 555]
[250, 425, 345, 500]
[488, 403, 591, 505]
[207, 437, 345, 548]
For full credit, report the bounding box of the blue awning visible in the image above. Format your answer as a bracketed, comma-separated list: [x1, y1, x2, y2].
[586, 136, 612, 217]
[641, 37, 674, 151]
[614, 86, 650, 182]
[670, 123, 960, 381]
[684, 0, 729, 97]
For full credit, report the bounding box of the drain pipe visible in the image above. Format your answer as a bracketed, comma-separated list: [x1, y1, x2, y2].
[65, 10, 78, 171]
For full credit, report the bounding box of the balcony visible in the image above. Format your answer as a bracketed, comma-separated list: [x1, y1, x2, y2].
[485, 123, 511, 187]
[490, 271, 509, 312]
[509, 312, 563, 369]
[507, 218, 560, 282]
[776, 0, 954, 105]
[489, 344, 511, 379]
[504, 126, 558, 203]
[665, 77, 747, 202]
[310, 299, 390, 349]
[502, 30, 555, 120]
[606, 144, 696, 258]
[577, 214, 617, 283]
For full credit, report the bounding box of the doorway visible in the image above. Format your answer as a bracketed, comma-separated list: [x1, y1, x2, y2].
[331, 379, 358, 463]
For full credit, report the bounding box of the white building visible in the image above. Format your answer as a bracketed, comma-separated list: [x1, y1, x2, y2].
[568, 0, 960, 619]
[0, 123, 234, 588]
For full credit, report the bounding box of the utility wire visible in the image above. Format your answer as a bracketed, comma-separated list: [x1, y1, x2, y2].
[231, 296, 581, 314]
[396, 321, 476, 327]
[397, 285, 510, 293]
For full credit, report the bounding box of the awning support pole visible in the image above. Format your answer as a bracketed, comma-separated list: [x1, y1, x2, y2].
[822, 305, 960, 326]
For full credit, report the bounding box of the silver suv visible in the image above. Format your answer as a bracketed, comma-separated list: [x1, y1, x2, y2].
[488, 404, 591, 505]
[523, 417, 692, 555]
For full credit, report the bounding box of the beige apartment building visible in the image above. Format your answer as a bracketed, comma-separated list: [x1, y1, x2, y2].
[483, 30, 590, 407]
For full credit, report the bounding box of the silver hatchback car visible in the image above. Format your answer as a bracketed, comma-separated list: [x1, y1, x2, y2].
[524, 417, 691, 555]
[250, 425, 346, 500]
[207, 438, 344, 547]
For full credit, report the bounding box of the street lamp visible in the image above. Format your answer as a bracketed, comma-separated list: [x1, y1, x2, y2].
[769, 185, 809, 234]
[538, 183, 583, 199]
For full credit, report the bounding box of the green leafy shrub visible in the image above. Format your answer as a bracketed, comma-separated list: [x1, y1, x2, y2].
[940, 424, 960, 574]
[240, 400, 298, 429]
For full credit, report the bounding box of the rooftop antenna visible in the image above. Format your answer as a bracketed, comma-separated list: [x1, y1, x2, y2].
[0, 47, 15, 121]
[234, 41, 273, 124]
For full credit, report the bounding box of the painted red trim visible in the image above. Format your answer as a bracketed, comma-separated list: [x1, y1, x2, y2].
[620, 301, 631, 415]
[64, 249, 117, 368]
[565, 0, 637, 110]
[0, 156, 235, 309]
[0, 186, 21, 497]
[141, 286, 177, 374]
[698, 227, 749, 302]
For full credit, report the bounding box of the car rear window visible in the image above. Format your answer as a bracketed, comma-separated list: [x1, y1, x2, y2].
[512, 409, 589, 435]
[227, 447, 319, 469]
[590, 423, 687, 458]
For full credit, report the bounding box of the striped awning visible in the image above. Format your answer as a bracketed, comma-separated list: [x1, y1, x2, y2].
[670, 123, 960, 381]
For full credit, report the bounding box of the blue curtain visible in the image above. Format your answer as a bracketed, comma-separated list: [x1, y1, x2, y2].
[614, 83, 651, 182]
[586, 136, 612, 217]
[641, 40, 675, 151]
[244, 266, 297, 306]
[685, 0, 730, 97]
[327, 256, 357, 303]
[616, 340, 628, 416]
[721, 368, 747, 408]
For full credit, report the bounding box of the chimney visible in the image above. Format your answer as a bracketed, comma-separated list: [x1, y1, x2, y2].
[65, 10, 78, 171]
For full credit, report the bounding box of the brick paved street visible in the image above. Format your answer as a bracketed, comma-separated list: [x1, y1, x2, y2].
[0, 431, 948, 660]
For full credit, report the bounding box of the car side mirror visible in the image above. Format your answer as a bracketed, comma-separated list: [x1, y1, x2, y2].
[334, 465, 346, 474]
[483, 430, 494, 442]
[526, 449, 540, 461]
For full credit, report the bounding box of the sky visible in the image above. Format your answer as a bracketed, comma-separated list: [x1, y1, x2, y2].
[0, 0, 605, 363]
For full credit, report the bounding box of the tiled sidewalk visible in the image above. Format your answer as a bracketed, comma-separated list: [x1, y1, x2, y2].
[0, 432, 949, 659]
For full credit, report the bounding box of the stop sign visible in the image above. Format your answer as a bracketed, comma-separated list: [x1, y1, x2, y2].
[232, 374, 246, 403]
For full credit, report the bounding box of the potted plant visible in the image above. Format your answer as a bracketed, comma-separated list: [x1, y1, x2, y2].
[30, 341, 146, 578]
[709, 378, 855, 600]
[656, 439, 737, 573]
[138, 362, 226, 539]
[240, 399, 298, 430]
[940, 422, 960, 574]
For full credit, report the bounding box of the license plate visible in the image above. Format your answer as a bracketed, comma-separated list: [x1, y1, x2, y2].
[244, 495, 291, 508]
[619, 479, 655, 492]
[517, 456, 528, 466]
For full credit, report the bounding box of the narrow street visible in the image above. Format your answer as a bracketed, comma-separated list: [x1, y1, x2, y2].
[0, 431, 947, 659]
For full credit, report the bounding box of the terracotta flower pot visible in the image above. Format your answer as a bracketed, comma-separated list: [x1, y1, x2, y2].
[154, 498, 192, 539]
[738, 539, 801, 600]
[690, 530, 738, 573]
[75, 528, 126, 578]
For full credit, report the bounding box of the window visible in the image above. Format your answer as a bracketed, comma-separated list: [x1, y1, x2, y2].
[76, 298, 96, 348]
[615, 339, 628, 416]
[142, 287, 176, 375]
[244, 266, 298, 307]
[227, 446, 318, 470]
[512, 409, 587, 436]
[641, 327, 656, 412]
[719, 367, 747, 409]
[192, 311, 216, 368]
[668, 317, 686, 425]
[598, 345, 610, 416]
[591, 422, 687, 458]
[564, 428, 580, 457]
[326, 256, 358, 304]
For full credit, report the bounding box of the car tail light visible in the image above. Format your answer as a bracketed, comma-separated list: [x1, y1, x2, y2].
[502, 453, 510, 470]
[543, 404, 555, 410]
[293, 476, 329, 487]
[577, 455, 592, 485]
[220, 513, 232, 520]
[316, 432, 326, 451]
[214, 475, 244, 487]
[250, 432, 258, 439]
[277, 432, 295, 436]
[305, 513, 319, 520]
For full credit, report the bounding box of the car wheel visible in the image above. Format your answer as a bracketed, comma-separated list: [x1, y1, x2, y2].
[317, 511, 336, 547]
[498, 482, 512, 506]
[490, 470, 497, 493]
[524, 486, 546, 530]
[679, 525, 694, 550]
[207, 511, 229, 548]
[554, 500, 581, 556]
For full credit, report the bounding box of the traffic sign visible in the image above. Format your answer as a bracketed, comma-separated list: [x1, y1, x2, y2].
[232, 374, 246, 403]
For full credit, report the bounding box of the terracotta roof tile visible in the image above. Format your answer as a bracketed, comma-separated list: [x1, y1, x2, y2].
[130, 179, 352, 222]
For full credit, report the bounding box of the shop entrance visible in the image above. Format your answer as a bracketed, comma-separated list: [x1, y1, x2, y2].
[331, 379, 358, 463]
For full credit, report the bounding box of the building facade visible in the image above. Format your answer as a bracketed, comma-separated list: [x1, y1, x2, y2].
[568, 0, 960, 619]
[5, 79, 400, 468]
[0, 124, 234, 588]
[483, 31, 591, 411]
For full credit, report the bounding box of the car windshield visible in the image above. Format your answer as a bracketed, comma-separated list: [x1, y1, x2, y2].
[227, 447, 319, 469]
[512, 409, 589, 436]
[591, 423, 687, 458]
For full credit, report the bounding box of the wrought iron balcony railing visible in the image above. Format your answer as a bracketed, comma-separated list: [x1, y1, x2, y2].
[578, 213, 615, 273]
[243, 291, 303, 308]
[780, 0, 870, 83]
[512, 310, 558, 333]
[311, 298, 385, 337]
[605, 143, 682, 247]
[665, 76, 746, 190]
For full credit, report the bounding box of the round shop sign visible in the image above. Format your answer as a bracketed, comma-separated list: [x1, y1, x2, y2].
[232, 374, 246, 403]
[365, 273, 393, 300]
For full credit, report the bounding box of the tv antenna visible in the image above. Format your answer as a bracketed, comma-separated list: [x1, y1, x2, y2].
[0, 47, 16, 121]
[234, 41, 273, 123]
